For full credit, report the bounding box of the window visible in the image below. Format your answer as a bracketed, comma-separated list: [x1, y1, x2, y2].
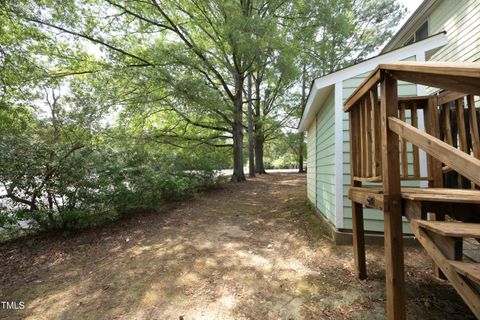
[404, 20, 429, 46]
[416, 21, 428, 41]
[405, 36, 415, 45]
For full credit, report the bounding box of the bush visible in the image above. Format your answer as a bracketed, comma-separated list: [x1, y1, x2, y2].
[0, 140, 225, 235]
[0, 100, 229, 238]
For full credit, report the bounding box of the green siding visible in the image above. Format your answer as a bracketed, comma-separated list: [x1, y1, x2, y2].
[388, 0, 480, 61]
[341, 56, 417, 233]
[429, 0, 480, 63]
[307, 119, 316, 204]
[315, 90, 336, 225]
[427, 0, 480, 96]
[389, 1, 480, 84]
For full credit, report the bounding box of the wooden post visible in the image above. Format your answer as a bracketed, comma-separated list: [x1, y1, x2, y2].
[467, 95, 480, 159]
[425, 98, 443, 188]
[444, 104, 453, 145]
[424, 97, 445, 279]
[365, 96, 373, 177]
[360, 101, 367, 176]
[349, 106, 367, 280]
[412, 103, 420, 177]
[371, 89, 382, 177]
[399, 103, 408, 177]
[455, 98, 470, 188]
[381, 73, 406, 320]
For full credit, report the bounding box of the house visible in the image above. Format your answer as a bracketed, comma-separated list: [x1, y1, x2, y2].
[298, 0, 480, 243]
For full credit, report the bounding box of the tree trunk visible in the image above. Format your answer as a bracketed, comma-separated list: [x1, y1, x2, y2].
[247, 74, 255, 177]
[298, 131, 305, 172]
[46, 192, 56, 228]
[254, 133, 267, 174]
[299, 63, 307, 173]
[254, 76, 267, 174]
[231, 74, 246, 182]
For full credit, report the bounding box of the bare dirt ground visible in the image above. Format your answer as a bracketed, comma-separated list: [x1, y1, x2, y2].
[0, 173, 474, 319]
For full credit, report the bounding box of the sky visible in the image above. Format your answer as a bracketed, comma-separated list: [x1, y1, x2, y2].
[397, 0, 423, 29]
[367, 0, 422, 57]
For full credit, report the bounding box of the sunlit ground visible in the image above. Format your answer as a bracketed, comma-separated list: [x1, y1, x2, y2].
[0, 174, 473, 319]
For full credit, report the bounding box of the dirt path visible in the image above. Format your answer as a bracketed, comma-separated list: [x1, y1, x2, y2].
[0, 173, 473, 319]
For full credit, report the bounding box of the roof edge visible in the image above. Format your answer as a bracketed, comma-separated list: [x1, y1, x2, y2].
[381, 0, 437, 53]
[298, 32, 448, 131]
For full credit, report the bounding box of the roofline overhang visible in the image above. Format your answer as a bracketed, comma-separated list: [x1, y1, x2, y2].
[381, 0, 438, 53]
[298, 32, 448, 132]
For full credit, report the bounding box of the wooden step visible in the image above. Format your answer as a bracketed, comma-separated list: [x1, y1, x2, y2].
[416, 220, 480, 238]
[349, 186, 480, 204]
[450, 261, 480, 285]
[401, 187, 480, 204]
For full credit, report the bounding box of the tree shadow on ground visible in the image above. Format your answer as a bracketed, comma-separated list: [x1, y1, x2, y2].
[0, 173, 474, 319]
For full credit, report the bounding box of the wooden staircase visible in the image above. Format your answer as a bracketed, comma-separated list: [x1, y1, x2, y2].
[343, 62, 480, 319]
[410, 220, 480, 317]
[350, 185, 480, 317]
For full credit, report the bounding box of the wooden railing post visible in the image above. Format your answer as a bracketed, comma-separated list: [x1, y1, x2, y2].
[424, 96, 445, 279]
[371, 89, 382, 176]
[424, 97, 443, 188]
[381, 72, 406, 320]
[467, 95, 480, 160]
[349, 107, 367, 280]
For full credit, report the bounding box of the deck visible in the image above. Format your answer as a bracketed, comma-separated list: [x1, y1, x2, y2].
[344, 61, 480, 319]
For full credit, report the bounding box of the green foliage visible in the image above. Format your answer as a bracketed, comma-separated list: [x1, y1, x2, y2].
[295, 0, 406, 77]
[0, 82, 227, 236]
[0, 0, 406, 237]
[264, 132, 306, 169]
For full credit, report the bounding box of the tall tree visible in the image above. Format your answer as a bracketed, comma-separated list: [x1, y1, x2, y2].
[7, 0, 277, 182]
[251, 42, 299, 174]
[296, 0, 406, 76]
[298, 63, 308, 173]
[291, 0, 406, 169]
[5, 0, 405, 183]
[243, 0, 405, 174]
[247, 74, 256, 177]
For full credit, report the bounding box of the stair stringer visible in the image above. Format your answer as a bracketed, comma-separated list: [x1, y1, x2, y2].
[409, 219, 480, 318]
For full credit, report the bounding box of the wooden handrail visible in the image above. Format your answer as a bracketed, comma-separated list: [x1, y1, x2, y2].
[344, 69, 382, 112]
[345, 62, 480, 111]
[388, 117, 480, 186]
[378, 61, 480, 77]
[398, 95, 430, 101]
[436, 90, 468, 105]
[385, 63, 480, 97]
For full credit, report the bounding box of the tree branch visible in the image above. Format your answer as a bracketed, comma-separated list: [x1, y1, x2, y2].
[22, 16, 153, 66]
[150, 0, 235, 100]
[169, 105, 232, 133]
